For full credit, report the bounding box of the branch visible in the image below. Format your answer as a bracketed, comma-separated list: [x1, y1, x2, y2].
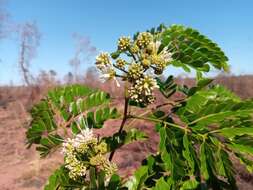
[109, 97, 129, 161]
[113, 64, 128, 74]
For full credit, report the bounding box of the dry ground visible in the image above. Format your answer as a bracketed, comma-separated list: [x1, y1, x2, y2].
[0, 100, 63, 189]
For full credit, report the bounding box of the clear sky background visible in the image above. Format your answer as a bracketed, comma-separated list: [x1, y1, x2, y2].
[0, 0, 253, 85]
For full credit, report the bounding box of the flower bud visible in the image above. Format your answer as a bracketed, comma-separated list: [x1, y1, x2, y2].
[141, 59, 151, 68]
[136, 32, 153, 48]
[130, 43, 139, 54]
[116, 58, 127, 69]
[95, 142, 108, 154]
[118, 36, 131, 51]
[96, 52, 111, 70]
[128, 63, 144, 80]
[154, 68, 163, 75]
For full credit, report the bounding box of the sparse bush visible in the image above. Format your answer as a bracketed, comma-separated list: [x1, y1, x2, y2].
[26, 24, 253, 189]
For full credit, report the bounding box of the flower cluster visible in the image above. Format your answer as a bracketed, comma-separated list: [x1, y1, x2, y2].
[129, 75, 159, 103]
[95, 52, 111, 70]
[136, 32, 153, 48]
[118, 36, 131, 51]
[62, 128, 117, 180]
[90, 154, 117, 177]
[116, 58, 127, 69]
[95, 30, 173, 105]
[128, 63, 144, 80]
[95, 52, 120, 87]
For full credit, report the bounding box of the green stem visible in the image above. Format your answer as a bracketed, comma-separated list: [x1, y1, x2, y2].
[207, 129, 221, 135]
[130, 115, 190, 132]
[187, 110, 253, 126]
[127, 49, 138, 62]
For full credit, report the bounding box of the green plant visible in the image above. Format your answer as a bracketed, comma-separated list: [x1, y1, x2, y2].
[26, 24, 253, 190]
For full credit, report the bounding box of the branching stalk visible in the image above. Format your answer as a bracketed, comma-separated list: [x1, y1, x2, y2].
[130, 114, 190, 132]
[109, 97, 129, 161]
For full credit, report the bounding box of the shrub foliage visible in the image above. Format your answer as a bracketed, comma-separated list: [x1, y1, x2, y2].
[26, 24, 253, 190]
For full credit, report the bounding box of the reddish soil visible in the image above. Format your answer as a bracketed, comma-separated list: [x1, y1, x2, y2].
[0, 101, 63, 190]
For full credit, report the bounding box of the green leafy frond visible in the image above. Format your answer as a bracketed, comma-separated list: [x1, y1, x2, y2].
[177, 85, 253, 182]
[162, 25, 229, 73]
[133, 85, 253, 189]
[26, 84, 120, 157]
[176, 85, 252, 130]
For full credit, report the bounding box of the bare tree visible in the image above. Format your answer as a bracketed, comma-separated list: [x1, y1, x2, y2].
[64, 72, 74, 84]
[36, 69, 58, 87]
[83, 66, 98, 86]
[69, 33, 97, 83]
[69, 55, 81, 82]
[18, 22, 41, 86]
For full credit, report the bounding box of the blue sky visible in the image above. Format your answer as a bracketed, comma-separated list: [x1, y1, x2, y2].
[0, 0, 253, 85]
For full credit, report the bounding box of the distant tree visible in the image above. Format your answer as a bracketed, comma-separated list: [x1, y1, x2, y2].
[69, 55, 81, 82]
[69, 33, 97, 82]
[64, 71, 74, 84]
[49, 69, 57, 78]
[36, 69, 58, 87]
[18, 22, 41, 86]
[83, 66, 98, 85]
